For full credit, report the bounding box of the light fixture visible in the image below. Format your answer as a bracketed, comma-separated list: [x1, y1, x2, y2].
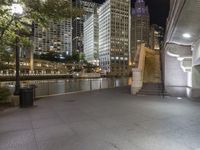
[182, 33, 191, 39]
[177, 97, 182, 100]
[11, 3, 23, 15]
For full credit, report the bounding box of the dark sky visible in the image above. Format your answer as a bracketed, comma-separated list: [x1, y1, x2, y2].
[93, 0, 170, 28]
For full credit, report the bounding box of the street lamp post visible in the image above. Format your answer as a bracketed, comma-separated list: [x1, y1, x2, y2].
[14, 22, 20, 95]
[11, 3, 23, 95]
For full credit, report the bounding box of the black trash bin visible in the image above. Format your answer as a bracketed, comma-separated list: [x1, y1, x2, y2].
[20, 87, 34, 108]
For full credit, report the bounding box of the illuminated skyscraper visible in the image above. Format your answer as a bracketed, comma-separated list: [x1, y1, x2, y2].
[33, 0, 72, 55]
[149, 24, 164, 50]
[131, 0, 150, 64]
[72, 0, 99, 54]
[84, 14, 99, 66]
[98, 0, 131, 76]
[33, 19, 72, 56]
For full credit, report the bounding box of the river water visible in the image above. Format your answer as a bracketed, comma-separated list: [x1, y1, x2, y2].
[0, 78, 132, 97]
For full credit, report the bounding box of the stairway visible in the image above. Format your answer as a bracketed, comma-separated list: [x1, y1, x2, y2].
[137, 83, 167, 96]
[131, 45, 167, 96]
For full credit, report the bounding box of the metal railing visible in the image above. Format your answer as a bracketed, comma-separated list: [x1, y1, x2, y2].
[1, 78, 132, 98]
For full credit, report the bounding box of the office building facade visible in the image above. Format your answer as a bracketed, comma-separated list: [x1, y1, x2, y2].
[83, 14, 99, 66]
[98, 0, 131, 76]
[72, 0, 98, 54]
[149, 24, 164, 50]
[33, 0, 72, 55]
[33, 19, 72, 56]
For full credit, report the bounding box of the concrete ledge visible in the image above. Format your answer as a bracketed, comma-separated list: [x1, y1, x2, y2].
[186, 87, 200, 100]
[10, 95, 20, 107]
[165, 86, 187, 97]
[131, 86, 141, 95]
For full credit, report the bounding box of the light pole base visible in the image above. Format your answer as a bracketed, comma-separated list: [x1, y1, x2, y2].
[14, 85, 20, 96]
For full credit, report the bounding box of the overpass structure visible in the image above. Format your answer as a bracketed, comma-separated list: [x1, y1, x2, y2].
[164, 0, 200, 98]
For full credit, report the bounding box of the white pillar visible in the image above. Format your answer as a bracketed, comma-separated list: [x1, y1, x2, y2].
[131, 68, 143, 95]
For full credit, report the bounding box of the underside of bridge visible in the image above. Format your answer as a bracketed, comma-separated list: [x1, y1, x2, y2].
[164, 0, 200, 99]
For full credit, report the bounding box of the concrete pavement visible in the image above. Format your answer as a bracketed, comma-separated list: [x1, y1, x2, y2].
[0, 87, 200, 150]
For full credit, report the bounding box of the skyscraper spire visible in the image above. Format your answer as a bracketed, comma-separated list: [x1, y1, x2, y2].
[133, 0, 149, 16]
[136, 0, 144, 3]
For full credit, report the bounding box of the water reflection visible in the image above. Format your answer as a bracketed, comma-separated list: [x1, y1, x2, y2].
[0, 77, 132, 97]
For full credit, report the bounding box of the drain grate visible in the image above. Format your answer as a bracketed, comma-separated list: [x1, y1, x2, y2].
[63, 100, 76, 103]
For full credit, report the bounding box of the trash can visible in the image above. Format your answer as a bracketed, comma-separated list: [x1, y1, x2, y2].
[20, 87, 33, 108]
[29, 84, 37, 101]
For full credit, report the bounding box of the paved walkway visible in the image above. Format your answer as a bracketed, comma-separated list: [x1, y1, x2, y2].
[0, 87, 200, 150]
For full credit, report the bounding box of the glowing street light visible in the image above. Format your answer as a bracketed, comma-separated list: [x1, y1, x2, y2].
[182, 33, 191, 39]
[11, 3, 23, 15]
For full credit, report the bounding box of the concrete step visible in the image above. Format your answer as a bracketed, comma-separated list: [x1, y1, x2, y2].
[142, 83, 163, 90]
[137, 90, 169, 96]
[137, 83, 168, 96]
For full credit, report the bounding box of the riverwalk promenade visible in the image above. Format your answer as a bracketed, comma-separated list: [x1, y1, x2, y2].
[0, 87, 200, 150]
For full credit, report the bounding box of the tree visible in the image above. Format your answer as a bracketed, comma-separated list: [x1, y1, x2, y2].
[0, 0, 83, 52]
[0, 49, 14, 64]
[84, 63, 97, 73]
[72, 51, 80, 63]
[0, 47, 15, 71]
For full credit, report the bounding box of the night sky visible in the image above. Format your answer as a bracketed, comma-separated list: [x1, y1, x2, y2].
[93, 0, 170, 28]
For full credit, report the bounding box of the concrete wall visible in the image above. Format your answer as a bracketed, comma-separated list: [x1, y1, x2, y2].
[190, 39, 200, 99]
[192, 67, 200, 89]
[187, 39, 200, 99]
[193, 39, 200, 66]
[165, 53, 188, 97]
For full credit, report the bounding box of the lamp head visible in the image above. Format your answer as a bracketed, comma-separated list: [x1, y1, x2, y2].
[182, 33, 191, 39]
[11, 3, 23, 15]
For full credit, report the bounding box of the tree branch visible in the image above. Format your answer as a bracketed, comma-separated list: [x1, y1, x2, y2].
[0, 16, 15, 42]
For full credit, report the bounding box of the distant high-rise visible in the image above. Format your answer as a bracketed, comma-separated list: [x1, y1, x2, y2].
[33, 0, 72, 55]
[98, 0, 131, 76]
[84, 14, 99, 66]
[149, 24, 164, 50]
[131, 0, 150, 64]
[72, 0, 99, 54]
[33, 19, 72, 56]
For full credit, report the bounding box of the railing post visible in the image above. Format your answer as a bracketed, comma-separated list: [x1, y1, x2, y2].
[90, 79, 92, 91]
[100, 79, 102, 89]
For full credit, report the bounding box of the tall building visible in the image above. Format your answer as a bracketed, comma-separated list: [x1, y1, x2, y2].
[98, 0, 131, 76]
[83, 14, 99, 66]
[33, 19, 72, 56]
[131, 0, 150, 64]
[149, 24, 164, 50]
[72, 0, 99, 54]
[33, 0, 72, 56]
